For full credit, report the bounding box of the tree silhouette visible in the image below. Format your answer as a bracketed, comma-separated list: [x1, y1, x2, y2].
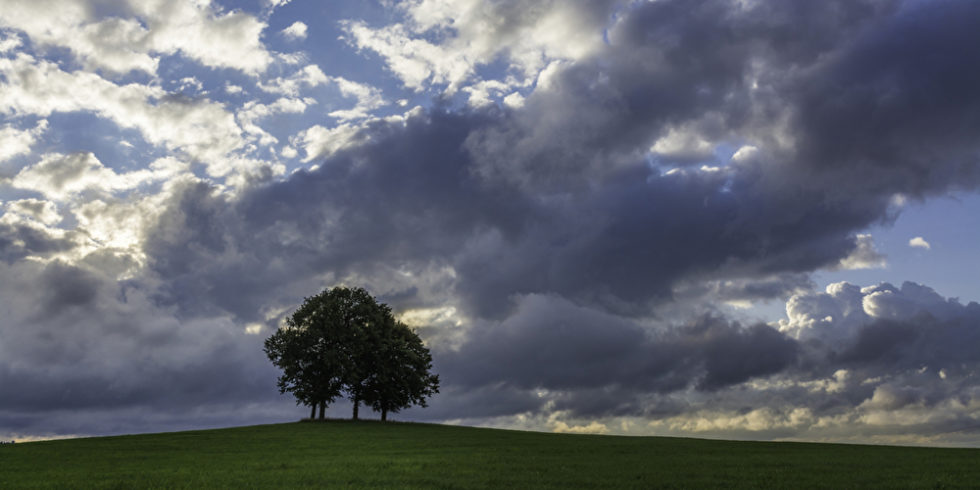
[264, 286, 439, 421]
[362, 316, 439, 421]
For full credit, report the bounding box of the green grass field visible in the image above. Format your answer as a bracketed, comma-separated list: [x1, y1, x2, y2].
[1, 420, 978, 489]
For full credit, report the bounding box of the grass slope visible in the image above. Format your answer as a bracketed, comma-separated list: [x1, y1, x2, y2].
[2, 420, 979, 489]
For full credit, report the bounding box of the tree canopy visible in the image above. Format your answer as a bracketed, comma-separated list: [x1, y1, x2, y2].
[264, 286, 439, 421]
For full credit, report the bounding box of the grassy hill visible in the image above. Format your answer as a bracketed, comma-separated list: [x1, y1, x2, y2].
[2, 420, 979, 489]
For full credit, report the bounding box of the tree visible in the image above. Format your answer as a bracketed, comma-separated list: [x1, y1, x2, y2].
[264, 286, 439, 422]
[264, 286, 382, 419]
[335, 288, 390, 420]
[263, 324, 337, 419]
[361, 316, 440, 422]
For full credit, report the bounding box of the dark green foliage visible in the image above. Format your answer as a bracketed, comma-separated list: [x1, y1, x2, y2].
[263, 321, 341, 412]
[362, 317, 440, 421]
[264, 286, 438, 420]
[2, 422, 979, 489]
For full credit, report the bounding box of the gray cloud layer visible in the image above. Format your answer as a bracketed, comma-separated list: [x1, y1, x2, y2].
[2, 0, 980, 442]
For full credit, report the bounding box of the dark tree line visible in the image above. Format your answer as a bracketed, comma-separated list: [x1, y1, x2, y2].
[264, 287, 439, 422]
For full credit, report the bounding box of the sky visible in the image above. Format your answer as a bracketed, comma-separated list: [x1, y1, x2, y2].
[1, 0, 979, 446]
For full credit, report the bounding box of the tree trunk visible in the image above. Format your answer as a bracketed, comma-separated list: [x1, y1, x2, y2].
[310, 404, 316, 420]
[318, 401, 325, 420]
[352, 396, 359, 420]
[381, 407, 387, 422]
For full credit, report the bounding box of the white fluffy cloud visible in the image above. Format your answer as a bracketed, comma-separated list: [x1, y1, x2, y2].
[342, 0, 607, 94]
[258, 64, 330, 96]
[282, 21, 308, 40]
[256, 66, 384, 121]
[0, 31, 22, 53]
[0, 54, 247, 177]
[909, 236, 931, 250]
[10, 152, 182, 200]
[293, 124, 368, 162]
[650, 125, 717, 164]
[778, 280, 971, 344]
[836, 234, 887, 270]
[4, 198, 61, 226]
[238, 97, 310, 147]
[326, 77, 386, 121]
[0, 0, 273, 75]
[0, 119, 46, 163]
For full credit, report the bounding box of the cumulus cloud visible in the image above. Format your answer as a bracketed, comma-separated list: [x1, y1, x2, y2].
[258, 64, 329, 96]
[0, 119, 46, 163]
[0, 31, 21, 53]
[258, 67, 385, 121]
[0, 0, 273, 75]
[836, 234, 887, 270]
[237, 97, 310, 147]
[772, 282, 980, 436]
[326, 77, 386, 121]
[0, 54, 250, 178]
[909, 236, 931, 250]
[10, 152, 171, 200]
[0, 213, 79, 264]
[292, 123, 369, 162]
[342, 0, 612, 94]
[4, 198, 61, 226]
[282, 21, 308, 40]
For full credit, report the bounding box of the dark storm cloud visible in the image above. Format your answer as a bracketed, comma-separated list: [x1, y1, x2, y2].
[0, 221, 76, 264]
[143, 115, 882, 323]
[437, 295, 797, 396]
[673, 273, 815, 305]
[143, 0, 980, 324]
[412, 385, 547, 420]
[790, 0, 980, 196]
[36, 259, 100, 315]
[433, 282, 980, 423]
[143, 112, 537, 321]
[0, 258, 289, 437]
[838, 309, 980, 374]
[465, 0, 899, 187]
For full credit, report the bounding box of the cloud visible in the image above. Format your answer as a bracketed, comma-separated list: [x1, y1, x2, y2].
[437, 294, 798, 397]
[258, 64, 329, 96]
[128, 107, 856, 327]
[0, 215, 78, 264]
[282, 21, 308, 40]
[2, 0, 980, 445]
[552, 418, 609, 434]
[10, 152, 170, 200]
[257, 67, 385, 121]
[909, 236, 931, 250]
[780, 280, 979, 357]
[0, 257, 293, 439]
[237, 97, 310, 147]
[0, 0, 273, 75]
[0, 54, 249, 178]
[292, 123, 369, 162]
[4, 198, 61, 226]
[785, 0, 980, 196]
[0, 119, 46, 163]
[836, 234, 887, 270]
[0, 31, 21, 53]
[426, 278, 980, 441]
[326, 77, 386, 121]
[341, 0, 613, 94]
